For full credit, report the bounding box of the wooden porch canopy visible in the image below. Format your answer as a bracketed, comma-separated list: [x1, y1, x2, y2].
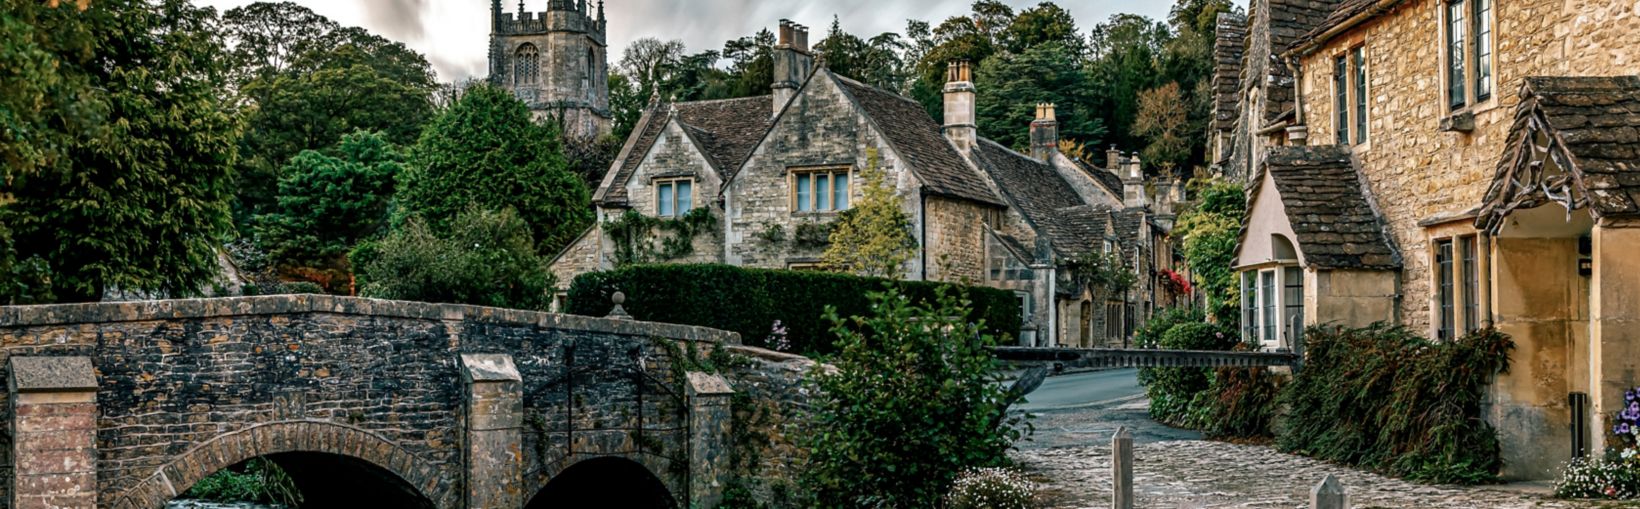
[1477, 76, 1640, 234]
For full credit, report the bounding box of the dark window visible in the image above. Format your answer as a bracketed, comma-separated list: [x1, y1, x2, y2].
[1474, 0, 1493, 101]
[514, 44, 539, 87]
[1437, 239, 1456, 340]
[1261, 270, 1276, 343]
[1462, 236, 1480, 333]
[1334, 55, 1349, 145]
[1283, 266, 1304, 346]
[1353, 47, 1368, 144]
[1242, 272, 1258, 342]
[1445, 0, 1467, 110]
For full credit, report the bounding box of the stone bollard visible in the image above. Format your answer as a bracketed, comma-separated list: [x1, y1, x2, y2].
[1311, 474, 1346, 509]
[1112, 426, 1133, 509]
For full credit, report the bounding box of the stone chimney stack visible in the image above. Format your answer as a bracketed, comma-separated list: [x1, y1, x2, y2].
[1030, 103, 1059, 162]
[772, 20, 814, 116]
[1106, 146, 1122, 172]
[943, 61, 978, 152]
[1123, 155, 1148, 209]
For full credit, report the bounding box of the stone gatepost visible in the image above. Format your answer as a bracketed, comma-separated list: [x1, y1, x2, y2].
[460, 354, 524, 509]
[9, 356, 99, 509]
[685, 371, 734, 508]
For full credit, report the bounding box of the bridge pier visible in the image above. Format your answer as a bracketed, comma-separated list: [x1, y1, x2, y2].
[685, 372, 734, 508]
[461, 354, 525, 509]
[9, 356, 99, 509]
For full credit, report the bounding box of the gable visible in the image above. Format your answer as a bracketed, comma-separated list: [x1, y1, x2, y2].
[1236, 169, 1306, 268]
[1237, 145, 1399, 270]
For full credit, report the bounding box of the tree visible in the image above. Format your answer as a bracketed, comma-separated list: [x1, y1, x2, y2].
[1086, 13, 1170, 157]
[1133, 82, 1192, 174]
[721, 28, 776, 98]
[254, 131, 400, 276]
[618, 37, 685, 101]
[3, 0, 240, 302]
[805, 286, 1025, 507]
[1004, 2, 1085, 55]
[1175, 178, 1245, 323]
[976, 42, 1104, 150]
[607, 72, 645, 140]
[397, 84, 592, 254]
[220, 1, 338, 94]
[814, 17, 908, 92]
[355, 206, 554, 311]
[822, 150, 918, 278]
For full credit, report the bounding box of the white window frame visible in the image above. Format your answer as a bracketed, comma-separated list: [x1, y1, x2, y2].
[1242, 265, 1305, 350]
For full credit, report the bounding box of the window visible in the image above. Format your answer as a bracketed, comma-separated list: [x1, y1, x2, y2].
[1283, 266, 1304, 345]
[1474, 0, 1493, 101]
[1333, 46, 1369, 145]
[986, 237, 1034, 281]
[1105, 302, 1124, 341]
[1242, 272, 1258, 342]
[1334, 55, 1349, 145]
[1018, 292, 1033, 322]
[655, 178, 693, 217]
[1436, 239, 1456, 340]
[791, 168, 850, 213]
[1435, 235, 1486, 340]
[1354, 46, 1368, 145]
[1243, 266, 1306, 349]
[1445, 0, 1467, 109]
[1444, 0, 1493, 110]
[788, 262, 824, 271]
[1461, 237, 1479, 333]
[1261, 270, 1276, 343]
[514, 43, 539, 87]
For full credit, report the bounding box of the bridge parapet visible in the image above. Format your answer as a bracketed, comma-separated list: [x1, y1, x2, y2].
[992, 347, 1301, 369]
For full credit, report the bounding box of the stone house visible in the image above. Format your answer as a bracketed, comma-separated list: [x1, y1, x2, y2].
[549, 21, 1185, 348]
[1222, 0, 1640, 479]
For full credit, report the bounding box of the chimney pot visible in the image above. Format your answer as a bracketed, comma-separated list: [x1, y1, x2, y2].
[942, 60, 978, 152]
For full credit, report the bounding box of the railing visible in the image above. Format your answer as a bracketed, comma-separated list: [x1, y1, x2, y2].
[991, 347, 1300, 369]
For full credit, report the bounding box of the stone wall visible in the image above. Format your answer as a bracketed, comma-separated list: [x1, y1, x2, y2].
[547, 225, 605, 295]
[716, 346, 820, 507]
[924, 196, 988, 283]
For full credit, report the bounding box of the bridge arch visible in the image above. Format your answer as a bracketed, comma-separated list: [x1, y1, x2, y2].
[112, 421, 457, 509]
[526, 456, 677, 509]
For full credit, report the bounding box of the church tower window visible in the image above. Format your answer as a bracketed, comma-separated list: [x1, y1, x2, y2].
[515, 43, 539, 87]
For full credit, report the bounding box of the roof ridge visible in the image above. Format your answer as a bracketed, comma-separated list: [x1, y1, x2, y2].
[832, 73, 923, 106]
[675, 94, 776, 107]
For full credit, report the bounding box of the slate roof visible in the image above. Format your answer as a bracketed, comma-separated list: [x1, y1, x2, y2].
[1289, 0, 1399, 54]
[973, 139, 1084, 221]
[1038, 205, 1114, 258]
[833, 74, 1005, 206]
[1259, 145, 1399, 270]
[1477, 76, 1640, 230]
[596, 96, 774, 205]
[1074, 160, 1126, 199]
[1212, 12, 1247, 133]
[1253, 0, 1339, 125]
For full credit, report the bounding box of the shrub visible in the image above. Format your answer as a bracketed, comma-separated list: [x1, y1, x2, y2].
[565, 264, 1021, 356]
[805, 287, 1026, 507]
[1133, 307, 1205, 349]
[1277, 325, 1513, 484]
[183, 458, 302, 506]
[1139, 319, 1237, 427]
[945, 468, 1036, 509]
[355, 206, 554, 310]
[1187, 361, 1285, 439]
[1555, 451, 1640, 499]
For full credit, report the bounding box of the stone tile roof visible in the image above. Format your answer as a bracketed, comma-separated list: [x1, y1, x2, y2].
[1074, 160, 1126, 199]
[1253, 0, 1340, 125]
[1213, 12, 1247, 133]
[1039, 205, 1113, 258]
[1289, 0, 1400, 54]
[973, 139, 1084, 223]
[1261, 145, 1399, 270]
[597, 96, 774, 205]
[1478, 76, 1640, 230]
[833, 74, 1005, 206]
[1112, 209, 1146, 255]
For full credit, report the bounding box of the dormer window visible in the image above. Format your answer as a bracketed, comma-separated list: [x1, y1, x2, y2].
[791, 168, 850, 213]
[655, 178, 693, 217]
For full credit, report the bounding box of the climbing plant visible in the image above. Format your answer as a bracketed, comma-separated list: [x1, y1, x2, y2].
[1064, 251, 1137, 296]
[604, 207, 716, 266]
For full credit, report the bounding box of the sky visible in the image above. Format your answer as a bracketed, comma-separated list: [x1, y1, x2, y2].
[189, 0, 1198, 83]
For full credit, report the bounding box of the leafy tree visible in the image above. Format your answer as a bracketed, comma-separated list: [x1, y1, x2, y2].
[254, 131, 400, 274]
[976, 43, 1103, 150]
[607, 72, 645, 140]
[806, 286, 1025, 507]
[397, 83, 592, 254]
[1085, 13, 1170, 157]
[355, 206, 554, 311]
[220, 1, 338, 94]
[814, 17, 908, 91]
[1004, 2, 1085, 55]
[563, 133, 624, 192]
[3, 0, 240, 302]
[822, 150, 918, 278]
[721, 29, 777, 98]
[1133, 82, 1192, 174]
[1174, 178, 1245, 323]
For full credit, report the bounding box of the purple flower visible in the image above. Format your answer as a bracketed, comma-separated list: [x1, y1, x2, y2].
[1619, 423, 1632, 435]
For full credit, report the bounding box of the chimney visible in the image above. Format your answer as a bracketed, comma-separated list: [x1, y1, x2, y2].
[1106, 146, 1122, 172]
[943, 61, 977, 151]
[1030, 103, 1059, 161]
[772, 20, 814, 116]
[1123, 155, 1148, 209]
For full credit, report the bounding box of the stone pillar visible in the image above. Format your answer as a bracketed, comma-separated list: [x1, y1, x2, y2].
[685, 371, 734, 508]
[1590, 223, 1640, 454]
[9, 356, 99, 509]
[460, 354, 524, 509]
[1111, 426, 1133, 509]
[1310, 474, 1345, 509]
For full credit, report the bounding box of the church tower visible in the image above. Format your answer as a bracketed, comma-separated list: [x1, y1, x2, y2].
[490, 0, 612, 138]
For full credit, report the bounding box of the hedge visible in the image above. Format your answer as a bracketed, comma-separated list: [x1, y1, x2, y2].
[565, 264, 1022, 356]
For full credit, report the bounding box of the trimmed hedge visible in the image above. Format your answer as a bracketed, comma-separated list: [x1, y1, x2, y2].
[565, 264, 1022, 356]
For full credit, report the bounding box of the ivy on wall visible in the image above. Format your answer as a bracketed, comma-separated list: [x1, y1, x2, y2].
[604, 208, 716, 266]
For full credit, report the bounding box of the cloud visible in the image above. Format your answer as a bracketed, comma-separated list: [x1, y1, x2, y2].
[359, 0, 429, 42]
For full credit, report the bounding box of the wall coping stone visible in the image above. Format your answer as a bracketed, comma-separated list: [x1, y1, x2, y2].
[8, 356, 97, 393]
[685, 371, 735, 396]
[0, 295, 740, 345]
[460, 354, 522, 383]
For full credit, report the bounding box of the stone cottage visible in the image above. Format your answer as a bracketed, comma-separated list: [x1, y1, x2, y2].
[548, 20, 1185, 348]
[1222, 0, 1640, 479]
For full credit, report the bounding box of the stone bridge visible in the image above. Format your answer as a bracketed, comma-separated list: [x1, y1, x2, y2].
[992, 347, 1301, 370]
[0, 295, 759, 509]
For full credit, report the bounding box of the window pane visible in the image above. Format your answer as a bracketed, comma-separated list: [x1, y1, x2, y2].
[1475, 0, 1493, 100]
[658, 182, 674, 217]
[1243, 272, 1258, 343]
[1462, 237, 1480, 333]
[1354, 47, 1368, 144]
[1335, 55, 1349, 145]
[834, 173, 850, 210]
[796, 174, 811, 211]
[677, 181, 692, 213]
[1261, 271, 1277, 344]
[815, 174, 830, 211]
[1284, 266, 1304, 347]
[1447, 1, 1467, 109]
[1438, 240, 1456, 340]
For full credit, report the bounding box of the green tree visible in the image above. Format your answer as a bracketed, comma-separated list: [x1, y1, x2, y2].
[721, 29, 777, 98]
[976, 42, 1104, 150]
[355, 206, 554, 310]
[1175, 178, 1245, 323]
[1004, 2, 1085, 55]
[254, 131, 400, 273]
[397, 84, 592, 254]
[822, 150, 918, 278]
[806, 286, 1025, 507]
[1085, 13, 1170, 157]
[607, 72, 645, 140]
[814, 17, 908, 92]
[1133, 82, 1192, 174]
[3, 0, 240, 302]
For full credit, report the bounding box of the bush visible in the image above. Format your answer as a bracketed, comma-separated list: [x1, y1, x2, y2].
[565, 264, 1022, 356]
[1139, 319, 1237, 427]
[805, 287, 1026, 507]
[1555, 451, 1640, 499]
[945, 468, 1036, 509]
[1277, 325, 1513, 484]
[183, 458, 302, 505]
[355, 206, 554, 310]
[1133, 307, 1205, 349]
[1187, 361, 1285, 439]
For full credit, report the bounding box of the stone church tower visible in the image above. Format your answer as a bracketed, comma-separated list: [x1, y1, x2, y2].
[489, 0, 612, 138]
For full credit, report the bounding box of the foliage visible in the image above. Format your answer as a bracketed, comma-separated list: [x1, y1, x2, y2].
[1555, 452, 1640, 500]
[1133, 82, 1192, 174]
[1064, 251, 1138, 296]
[1133, 307, 1207, 349]
[805, 287, 1027, 507]
[814, 17, 908, 92]
[1143, 321, 1239, 426]
[822, 150, 918, 278]
[1277, 325, 1514, 484]
[604, 208, 717, 267]
[397, 83, 592, 254]
[1174, 178, 1245, 324]
[565, 264, 1022, 357]
[976, 42, 1103, 151]
[254, 131, 400, 273]
[3, 0, 240, 303]
[182, 458, 302, 506]
[792, 222, 835, 250]
[355, 206, 554, 311]
[0, 0, 97, 182]
[1186, 361, 1285, 439]
[563, 133, 624, 191]
[945, 467, 1036, 509]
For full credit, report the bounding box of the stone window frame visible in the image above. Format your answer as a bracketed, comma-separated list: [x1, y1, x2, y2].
[984, 234, 1033, 282]
[1438, 0, 1497, 123]
[653, 177, 695, 218]
[514, 43, 539, 87]
[1426, 224, 1492, 341]
[1238, 245, 1304, 351]
[786, 261, 825, 271]
[1327, 39, 1371, 148]
[787, 166, 853, 214]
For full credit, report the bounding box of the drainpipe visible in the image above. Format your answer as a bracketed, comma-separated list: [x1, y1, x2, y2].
[919, 192, 928, 280]
[1047, 267, 1057, 347]
[1284, 56, 1310, 145]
